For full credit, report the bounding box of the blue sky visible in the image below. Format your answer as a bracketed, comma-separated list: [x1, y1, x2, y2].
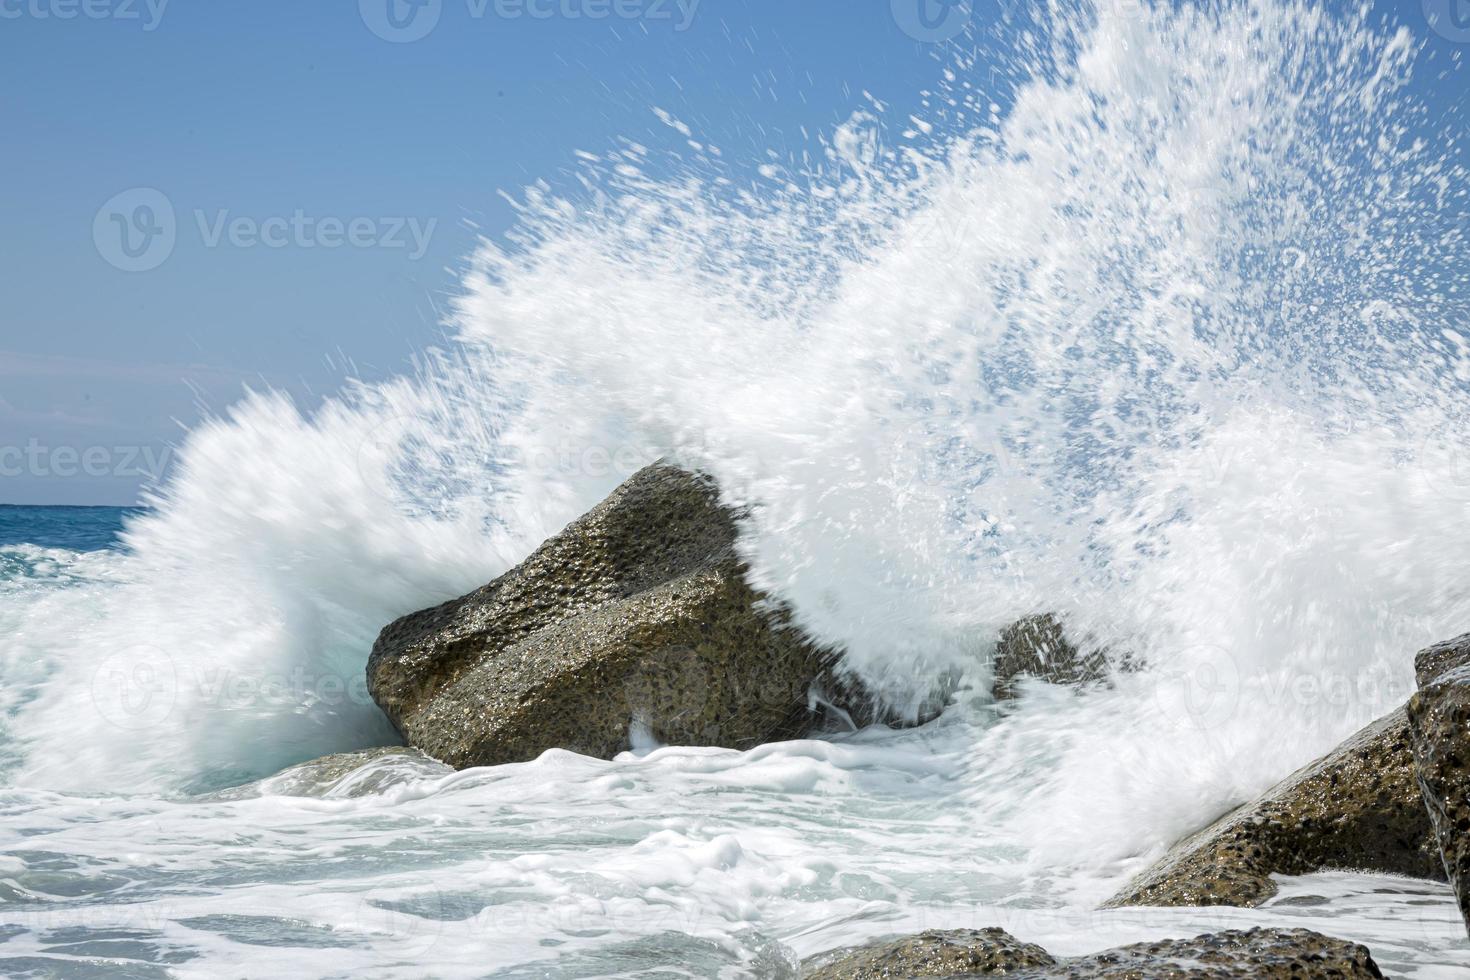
[2, 0, 1467, 504]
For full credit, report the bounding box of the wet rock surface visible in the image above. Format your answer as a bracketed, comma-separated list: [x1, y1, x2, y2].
[1106, 633, 1470, 911]
[1033, 927, 1383, 979]
[367, 464, 838, 769]
[206, 747, 451, 800]
[1103, 707, 1443, 908]
[1407, 633, 1470, 937]
[1413, 632, 1470, 687]
[802, 928, 1056, 979]
[991, 614, 1109, 700]
[802, 927, 1382, 979]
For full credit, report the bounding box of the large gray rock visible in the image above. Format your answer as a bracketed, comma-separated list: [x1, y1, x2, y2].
[1104, 706, 1442, 908]
[367, 464, 839, 769]
[802, 927, 1382, 979]
[802, 928, 1055, 979]
[1406, 632, 1470, 938]
[991, 614, 1109, 700]
[1037, 928, 1383, 979]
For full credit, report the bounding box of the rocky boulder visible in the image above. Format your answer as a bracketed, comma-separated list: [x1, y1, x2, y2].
[991, 614, 1109, 700]
[1406, 631, 1470, 938]
[1103, 706, 1443, 908]
[367, 464, 839, 768]
[803, 927, 1382, 979]
[1039, 928, 1383, 979]
[1413, 632, 1470, 688]
[802, 928, 1056, 979]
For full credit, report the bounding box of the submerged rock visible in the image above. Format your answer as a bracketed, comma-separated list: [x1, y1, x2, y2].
[991, 614, 1109, 699]
[1406, 632, 1470, 938]
[802, 928, 1055, 979]
[802, 927, 1381, 979]
[1103, 707, 1443, 908]
[205, 746, 451, 801]
[367, 464, 838, 768]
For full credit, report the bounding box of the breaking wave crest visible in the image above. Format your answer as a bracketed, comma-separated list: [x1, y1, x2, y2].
[3, 0, 1468, 877]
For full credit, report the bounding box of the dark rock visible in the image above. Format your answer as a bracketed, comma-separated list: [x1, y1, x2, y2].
[808, 669, 952, 731]
[1036, 927, 1383, 979]
[992, 614, 1109, 700]
[802, 928, 1055, 979]
[1414, 631, 1470, 687]
[367, 464, 839, 769]
[1103, 707, 1443, 908]
[802, 928, 1381, 979]
[1407, 657, 1470, 938]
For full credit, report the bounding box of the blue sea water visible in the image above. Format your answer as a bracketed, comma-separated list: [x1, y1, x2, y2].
[0, 506, 139, 553]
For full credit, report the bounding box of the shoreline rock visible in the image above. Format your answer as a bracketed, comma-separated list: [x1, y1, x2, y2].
[367, 464, 841, 768]
[1105, 634, 1470, 910]
[1406, 632, 1470, 938]
[803, 928, 1054, 979]
[1103, 706, 1442, 908]
[1413, 632, 1470, 688]
[802, 927, 1383, 979]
